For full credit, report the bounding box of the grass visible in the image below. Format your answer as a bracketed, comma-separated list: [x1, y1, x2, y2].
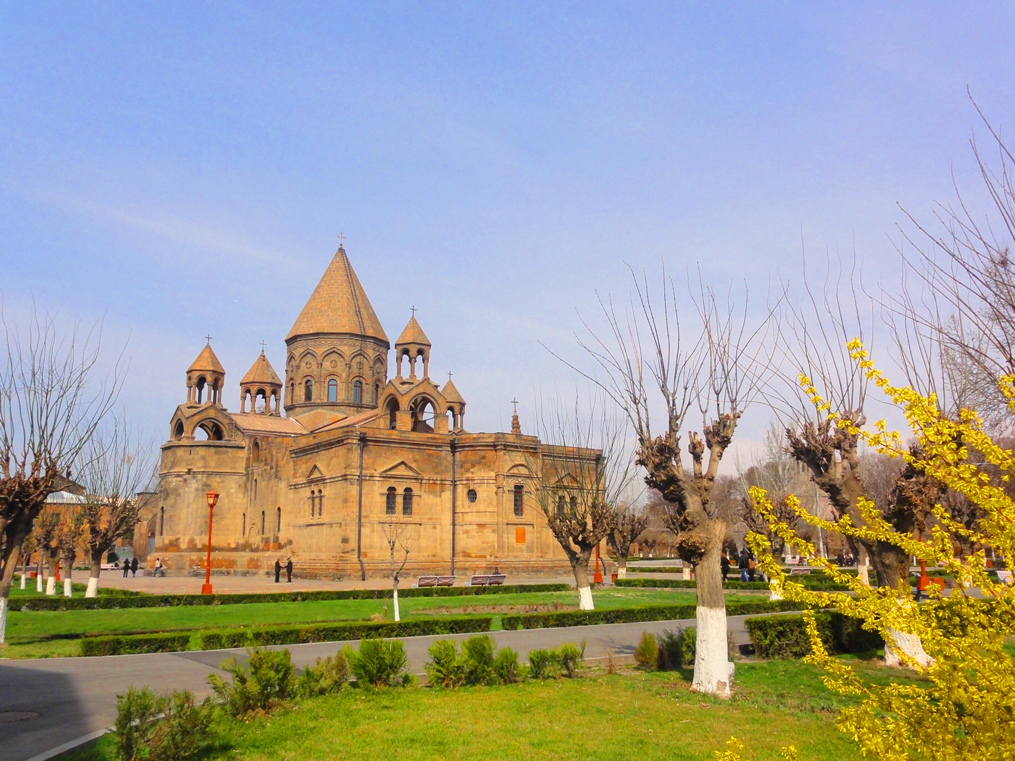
[64, 660, 865, 760]
[2, 588, 768, 659]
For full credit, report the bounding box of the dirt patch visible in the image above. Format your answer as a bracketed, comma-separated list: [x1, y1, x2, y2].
[416, 603, 575, 615]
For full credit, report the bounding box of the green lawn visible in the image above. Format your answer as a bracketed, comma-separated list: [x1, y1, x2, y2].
[3, 588, 768, 659]
[66, 660, 865, 760]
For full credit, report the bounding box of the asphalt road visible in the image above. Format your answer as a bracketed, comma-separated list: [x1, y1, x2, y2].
[0, 613, 772, 761]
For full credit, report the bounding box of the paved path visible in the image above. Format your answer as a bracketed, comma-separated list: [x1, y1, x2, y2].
[0, 614, 771, 761]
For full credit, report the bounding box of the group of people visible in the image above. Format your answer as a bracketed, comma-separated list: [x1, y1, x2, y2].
[835, 551, 857, 566]
[274, 557, 294, 583]
[720, 548, 758, 583]
[120, 557, 140, 577]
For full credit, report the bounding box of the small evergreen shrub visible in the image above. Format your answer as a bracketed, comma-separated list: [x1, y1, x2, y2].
[493, 647, 524, 684]
[526, 648, 559, 679]
[297, 650, 351, 697]
[81, 632, 191, 656]
[745, 612, 883, 659]
[208, 647, 296, 717]
[462, 635, 496, 686]
[558, 640, 585, 678]
[657, 626, 696, 669]
[349, 639, 408, 688]
[114, 687, 210, 761]
[425, 639, 465, 689]
[634, 631, 659, 670]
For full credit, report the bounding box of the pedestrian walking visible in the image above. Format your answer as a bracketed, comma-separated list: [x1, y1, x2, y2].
[720, 553, 730, 582]
[131, 557, 138, 577]
[122, 560, 129, 578]
[154, 557, 164, 577]
[747, 553, 757, 582]
[285, 557, 293, 583]
[738, 549, 750, 582]
[274, 558, 282, 583]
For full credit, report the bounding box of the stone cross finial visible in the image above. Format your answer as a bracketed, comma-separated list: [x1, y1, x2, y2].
[260, 340, 267, 352]
[511, 398, 518, 414]
[410, 305, 417, 317]
[448, 371, 453, 381]
[337, 232, 346, 247]
[205, 334, 213, 344]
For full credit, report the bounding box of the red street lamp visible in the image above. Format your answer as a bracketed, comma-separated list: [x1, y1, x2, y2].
[201, 490, 219, 595]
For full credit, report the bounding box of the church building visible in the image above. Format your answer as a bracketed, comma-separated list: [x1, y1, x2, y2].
[152, 244, 597, 579]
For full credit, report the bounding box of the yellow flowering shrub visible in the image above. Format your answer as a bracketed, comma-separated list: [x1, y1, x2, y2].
[723, 344, 1015, 760]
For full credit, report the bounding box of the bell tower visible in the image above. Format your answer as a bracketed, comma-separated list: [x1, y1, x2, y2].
[186, 338, 226, 407]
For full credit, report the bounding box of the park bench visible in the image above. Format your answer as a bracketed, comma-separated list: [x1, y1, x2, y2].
[469, 573, 507, 586]
[997, 570, 1012, 584]
[415, 575, 456, 587]
[789, 568, 811, 576]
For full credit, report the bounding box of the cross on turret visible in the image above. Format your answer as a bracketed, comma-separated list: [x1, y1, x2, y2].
[205, 334, 213, 344]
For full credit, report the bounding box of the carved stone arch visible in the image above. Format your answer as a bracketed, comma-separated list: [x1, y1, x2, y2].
[172, 418, 185, 440]
[407, 392, 444, 433]
[322, 349, 346, 373]
[195, 419, 224, 441]
[297, 349, 320, 369]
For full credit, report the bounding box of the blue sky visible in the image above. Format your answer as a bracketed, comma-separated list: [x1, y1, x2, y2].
[2, 2, 1014, 457]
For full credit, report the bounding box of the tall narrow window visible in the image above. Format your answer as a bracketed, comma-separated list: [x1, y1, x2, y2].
[556, 494, 565, 517]
[327, 378, 338, 402]
[402, 487, 413, 516]
[242, 513, 246, 536]
[386, 487, 397, 515]
[276, 507, 282, 533]
[318, 489, 324, 517]
[159, 506, 165, 536]
[260, 510, 266, 535]
[304, 378, 313, 402]
[513, 484, 524, 517]
[353, 380, 363, 404]
[309, 491, 315, 517]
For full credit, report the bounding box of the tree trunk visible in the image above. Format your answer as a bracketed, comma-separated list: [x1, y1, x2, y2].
[856, 545, 871, 586]
[45, 552, 57, 596]
[873, 542, 932, 669]
[392, 579, 400, 622]
[571, 556, 594, 611]
[691, 537, 733, 698]
[36, 557, 43, 593]
[86, 550, 103, 598]
[0, 597, 6, 646]
[616, 557, 628, 580]
[19, 553, 28, 590]
[884, 625, 933, 669]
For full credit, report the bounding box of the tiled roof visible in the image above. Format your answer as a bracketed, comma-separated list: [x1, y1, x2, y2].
[188, 343, 225, 374]
[442, 378, 465, 404]
[286, 246, 389, 344]
[230, 414, 307, 435]
[240, 351, 282, 386]
[395, 315, 431, 346]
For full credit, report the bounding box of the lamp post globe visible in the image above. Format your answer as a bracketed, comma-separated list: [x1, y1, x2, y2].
[201, 490, 219, 595]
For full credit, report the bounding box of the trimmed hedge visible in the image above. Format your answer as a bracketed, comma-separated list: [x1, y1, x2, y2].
[13, 583, 569, 612]
[200, 615, 492, 650]
[81, 632, 192, 656]
[744, 611, 883, 659]
[501, 600, 802, 630]
[615, 576, 849, 592]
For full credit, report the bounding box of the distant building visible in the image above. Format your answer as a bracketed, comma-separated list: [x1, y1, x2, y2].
[152, 244, 596, 579]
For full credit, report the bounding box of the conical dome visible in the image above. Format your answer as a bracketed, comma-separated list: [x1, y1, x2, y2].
[241, 351, 281, 386]
[286, 246, 389, 343]
[396, 315, 431, 347]
[188, 342, 225, 374]
[442, 378, 465, 404]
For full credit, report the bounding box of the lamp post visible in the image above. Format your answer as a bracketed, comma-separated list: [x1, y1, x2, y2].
[201, 490, 219, 595]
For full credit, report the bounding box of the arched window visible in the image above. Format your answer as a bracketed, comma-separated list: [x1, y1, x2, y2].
[260, 510, 266, 535]
[318, 489, 324, 517]
[276, 507, 282, 534]
[570, 495, 578, 511]
[304, 378, 313, 402]
[402, 487, 413, 516]
[251, 440, 261, 465]
[195, 376, 206, 403]
[386, 487, 397, 515]
[386, 398, 398, 429]
[374, 383, 380, 403]
[513, 484, 524, 517]
[353, 380, 363, 404]
[556, 494, 565, 516]
[288, 382, 295, 405]
[242, 513, 246, 536]
[253, 478, 257, 501]
[159, 506, 165, 536]
[327, 378, 338, 402]
[173, 420, 184, 440]
[255, 389, 267, 413]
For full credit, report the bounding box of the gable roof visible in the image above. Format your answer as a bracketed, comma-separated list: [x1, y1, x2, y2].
[286, 246, 389, 344]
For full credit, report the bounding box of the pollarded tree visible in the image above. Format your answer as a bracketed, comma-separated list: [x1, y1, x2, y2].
[607, 503, 649, 579]
[532, 392, 636, 610]
[34, 510, 60, 596]
[0, 310, 122, 643]
[56, 509, 85, 597]
[79, 418, 157, 597]
[572, 272, 776, 697]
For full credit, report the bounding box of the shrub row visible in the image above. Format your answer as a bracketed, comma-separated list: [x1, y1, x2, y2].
[81, 632, 192, 656]
[15, 582, 568, 612]
[199, 615, 493, 650]
[615, 576, 849, 591]
[744, 611, 883, 659]
[501, 599, 802, 630]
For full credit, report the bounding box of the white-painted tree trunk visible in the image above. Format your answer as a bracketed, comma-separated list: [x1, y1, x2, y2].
[393, 586, 400, 622]
[577, 585, 594, 610]
[63, 578, 72, 597]
[85, 576, 99, 598]
[46, 575, 56, 596]
[884, 628, 933, 669]
[691, 605, 733, 698]
[20, 572, 26, 590]
[616, 566, 627, 580]
[36, 573, 43, 593]
[0, 597, 7, 645]
[768, 587, 783, 601]
[857, 556, 871, 586]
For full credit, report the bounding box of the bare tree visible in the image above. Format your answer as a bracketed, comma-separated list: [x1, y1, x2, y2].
[381, 520, 413, 622]
[17, 533, 36, 591]
[79, 418, 157, 597]
[568, 271, 775, 697]
[607, 503, 649, 579]
[0, 310, 122, 643]
[34, 510, 60, 596]
[532, 392, 636, 611]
